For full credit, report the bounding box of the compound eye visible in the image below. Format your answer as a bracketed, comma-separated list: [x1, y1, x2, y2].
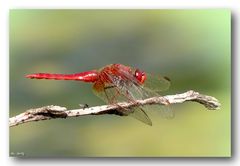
[135, 69, 146, 84]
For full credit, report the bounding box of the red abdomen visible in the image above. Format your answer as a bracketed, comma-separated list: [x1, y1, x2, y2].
[26, 70, 99, 83]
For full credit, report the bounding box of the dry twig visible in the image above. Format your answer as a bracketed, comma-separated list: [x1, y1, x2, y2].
[9, 90, 220, 127]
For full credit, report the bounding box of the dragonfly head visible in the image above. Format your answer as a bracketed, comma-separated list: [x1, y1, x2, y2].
[134, 69, 146, 84]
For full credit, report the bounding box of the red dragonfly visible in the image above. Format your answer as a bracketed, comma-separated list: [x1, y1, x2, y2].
[26, 64, 172, 125]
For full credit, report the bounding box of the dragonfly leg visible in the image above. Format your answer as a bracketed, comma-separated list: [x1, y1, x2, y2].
[104, 85, 116, 90]
[79, 104, 89, 109]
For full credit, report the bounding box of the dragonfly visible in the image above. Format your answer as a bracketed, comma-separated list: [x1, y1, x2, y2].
[26, 63, 172, 126]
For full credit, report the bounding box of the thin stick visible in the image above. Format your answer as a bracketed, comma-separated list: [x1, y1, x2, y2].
[9, 90, 221, 127]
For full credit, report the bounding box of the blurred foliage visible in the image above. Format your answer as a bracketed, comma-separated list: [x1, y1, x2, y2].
[10, 10, 230, 157]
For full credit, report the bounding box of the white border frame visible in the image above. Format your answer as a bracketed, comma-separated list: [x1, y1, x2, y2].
[1, 0, 239, 165]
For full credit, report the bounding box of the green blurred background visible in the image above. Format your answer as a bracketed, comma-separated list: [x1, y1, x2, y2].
[9, 10, 231, 157]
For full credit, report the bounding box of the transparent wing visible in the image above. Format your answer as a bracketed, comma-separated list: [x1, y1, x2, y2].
[128, 107, 152, 126]
[93, 82, 127, 104]
[92, 69, 154, 125]
[143, 73, 171, 92]
[93, 81, 152, 125]
[114, 68, 174, 119]
[92, 68, 173, 125]
[143, 104, 174, 119]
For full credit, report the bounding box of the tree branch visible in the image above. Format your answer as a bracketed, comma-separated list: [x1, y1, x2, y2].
[9, 90, 221, 127]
